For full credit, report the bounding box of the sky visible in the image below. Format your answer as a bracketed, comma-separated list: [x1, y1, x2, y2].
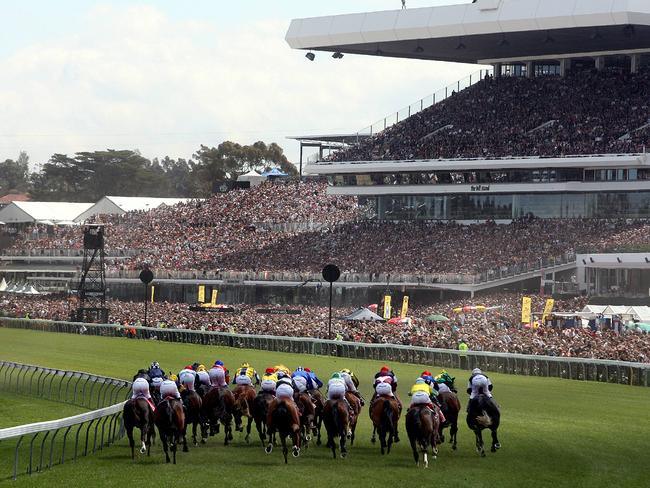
[0, 0, 479, 169]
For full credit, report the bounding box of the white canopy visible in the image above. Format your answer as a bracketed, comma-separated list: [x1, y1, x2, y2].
[0, 278, 6, 292]
[625, 306, 650, 322]
[237, 170, 266, 187]
[581, 305, 607, 314]
[0, 201, 93, 224]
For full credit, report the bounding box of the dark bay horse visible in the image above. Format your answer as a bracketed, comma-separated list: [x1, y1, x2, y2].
[438, 391, 461, 450]
[370, 396, 400, 455]
[322, 399, 349, 459]
[123, 398, 155, 459]
[252, 391, 275, 447]
[310, 389, 325, 446]
[466, 393, 501, 457]
[233, 385, 256, 443]
[345, 391, 362, 446]
[265, 398, 301, 463]
[201, 386, 235, 446]
[181, 389, 202, 449]
[296, 392, 316, 449]
[154, 397, 185, 464]
[406, 405, 440, 468]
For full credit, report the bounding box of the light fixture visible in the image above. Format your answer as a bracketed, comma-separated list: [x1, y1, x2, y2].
[332, 52, 344, 59]
[305, 51, 315, 61]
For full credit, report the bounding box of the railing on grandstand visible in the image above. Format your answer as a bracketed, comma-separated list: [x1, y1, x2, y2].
[1, 248, 144, 258]
[102, 251, 577, 286]
[357, 68, 493, 139]
[0, 361, 130, 480]
[1, 317, 648, 388]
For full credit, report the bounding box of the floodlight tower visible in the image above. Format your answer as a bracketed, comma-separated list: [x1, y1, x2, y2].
[76, 224, 109, 323]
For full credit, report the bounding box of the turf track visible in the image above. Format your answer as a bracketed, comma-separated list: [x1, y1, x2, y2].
[0, 327, 648, 488]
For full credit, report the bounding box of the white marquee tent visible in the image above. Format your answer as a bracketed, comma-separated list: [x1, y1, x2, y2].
[75, 196, 192, 221]
[0, 201, 93, 225]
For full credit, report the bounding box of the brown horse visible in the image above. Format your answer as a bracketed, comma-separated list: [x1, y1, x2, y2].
[181, 389, 202, 449]
[296, 392, 316, 449]
[201, 386, 235, 446]
[265, 398, 301, 463]
[322, 399, 350, 459]
[345, 391, 362, 446]
[154, 397, 185, 464]
[123, 398, 155, 460]
[252, 391, 275, 447]
[406, 405, 440, 467]
[310, 389, 326, 446]
[370, 396, 400, 455]
[233, 385, 257, 443]
[438, 391, 461, 450]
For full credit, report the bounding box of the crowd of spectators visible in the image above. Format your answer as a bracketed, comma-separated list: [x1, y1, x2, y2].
[329, 69, 650, 162]
[2, 292, 649, 363]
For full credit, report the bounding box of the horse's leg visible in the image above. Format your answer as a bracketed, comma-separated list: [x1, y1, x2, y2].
[281, 435, 288, 464]
[371, 425, 377, 444]
[451, 420, 458, 451]
[475, 430, 485, 457]
[316, 414, 323, 446]
[265, 428, 274, 454]
[387, 427, 393, 455]
[126, 426, 135, 460]
[379, 427, 386, 455]
[192, 419, 199, 446]
[245, 416, 253, 443]
[350, 420, 356, 446]
[292, 430, 301, 458]
[146, 425, 154, 456]
[139, 426, 148, 455]
[328, 432, 336, 459]
[255, 418, 266, 447]
[491, 428, 501, 452]
[409, 434, 419, 466]
[171, 433, 178, 465]
[161, 433, 170, 464]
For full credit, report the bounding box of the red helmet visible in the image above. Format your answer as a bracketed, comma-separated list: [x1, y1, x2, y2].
[304, 367, 312, 373]
[265, 367, 275, 374]
[421, 370, 432, 377]
[380, 366, 390, 373]
[184, 365, 193, 370]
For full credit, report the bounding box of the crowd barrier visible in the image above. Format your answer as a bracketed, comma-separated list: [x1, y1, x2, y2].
[2, 317, 648, 388]
[0, 361, 130, 480]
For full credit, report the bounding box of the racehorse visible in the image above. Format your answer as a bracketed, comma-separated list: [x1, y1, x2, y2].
[310, 389, 326, 446]
[201, 386, 235, 446]
[123, 398, 155, 460]
[322, 399, 349, 459]
[466, 392, 501, 457]
[406, 405, 440, 468]
[233, 384, 256, 443]
[345, 391, 362, 445]
[265, 398, 301, 464]
[296, 392, 316, 449]
[370, 396, 400, 455]
[252, 391, 275, 447]
[181, 389, 202, 449]
[154, 397, 185, 464]
[438, 391, 461, 450]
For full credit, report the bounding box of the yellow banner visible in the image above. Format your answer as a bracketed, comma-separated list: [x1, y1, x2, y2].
[211, 289, 218, 307]
[150, 285, 155, 304]
[383, 295, 392, 320]
[521, 296, 532, 324]
[542, 298, 555, 323]
[400, 296, 409, 319]
[198, 285, 205, 303]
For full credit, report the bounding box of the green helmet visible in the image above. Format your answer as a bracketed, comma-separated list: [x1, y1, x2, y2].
[330, 372, 342, 380]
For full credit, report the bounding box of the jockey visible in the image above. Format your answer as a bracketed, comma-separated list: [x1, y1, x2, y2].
[160, 379, 181, 400]
[132, 377, 152, 400]
[327, 372, 347, 400]
[274, 364, 291, 377]
[148, 361, 166, 390]
[374, 365, 398, 391]
[261, 367, 278, 394]
[179, 366, 197, 391]
[233, 362, 260, 387]
[435, 370, 457, 393]
[420, 371, 442, 407]
[292, 367, 315, 391]
[341, 369, 364, 406]
[409, 378, 446, 425]
[213, 360, 230, 384]
[209, 365, 228, 388]
[304, 367, 323, 389]
[467, 368, 493, 400]
[196, 367, 210, 389]
[133, 368, 150, 382]
[275, 376, 295, 402]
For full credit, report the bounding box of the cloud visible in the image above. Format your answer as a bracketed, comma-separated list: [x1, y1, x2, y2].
[0, 3, 478, 167]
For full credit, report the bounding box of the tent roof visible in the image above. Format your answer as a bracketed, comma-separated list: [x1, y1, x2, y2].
[0, 201, 93, 224]
[0, 192, 30, 203]
[104, 196, 190, 213]
[341, 307, 385, 321]
[261, 168, 288, 177]
[581, 305, 607, 314]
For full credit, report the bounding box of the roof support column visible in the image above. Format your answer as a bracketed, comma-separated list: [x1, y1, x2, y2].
[559, 58, 571, 77]
[630, 54, 640, 74]
[594, 56, 605, 72]
[493, 62, 502, 78]
[525, 61, 534, 78]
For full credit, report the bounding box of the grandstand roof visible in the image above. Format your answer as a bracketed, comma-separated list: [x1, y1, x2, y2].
[75, 196, 190, 221]
[0, 201, 93, 224]
[286, 0, 650, 64]
[287, 134, 372, 145]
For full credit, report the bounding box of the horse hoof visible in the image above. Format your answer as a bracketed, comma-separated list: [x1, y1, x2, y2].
[371, 438, 376, 444]
[316, 439, 322, 446]
[183, 447, 189, 453]
[341, 452, 347, 459]
[265, 444, 273, 454]
[491, 446, 497, 453]
[306, 435, 312, 442]
[139, 447, 146, 454]
[494, 443, 501, 450]
[452, 445, 457, 451]
[292, 447, 300, 458]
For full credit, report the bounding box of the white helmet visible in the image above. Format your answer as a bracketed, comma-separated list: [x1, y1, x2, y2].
[472, 368, 482, 376]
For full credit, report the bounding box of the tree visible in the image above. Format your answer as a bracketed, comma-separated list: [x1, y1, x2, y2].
[0, 151, 31, 194]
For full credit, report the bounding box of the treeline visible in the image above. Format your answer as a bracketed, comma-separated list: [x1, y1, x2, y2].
[0, 141, 297, 202]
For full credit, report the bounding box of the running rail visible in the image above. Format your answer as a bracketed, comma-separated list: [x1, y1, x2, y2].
[0, 361, 130, 480]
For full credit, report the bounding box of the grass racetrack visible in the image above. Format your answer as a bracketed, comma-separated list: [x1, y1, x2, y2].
[0, 327, 648, 488]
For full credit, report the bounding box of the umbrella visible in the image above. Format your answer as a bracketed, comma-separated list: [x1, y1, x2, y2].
[631, 323, 650, 332]
[340, 308, 385, 322]
[426, 314, 449, 322]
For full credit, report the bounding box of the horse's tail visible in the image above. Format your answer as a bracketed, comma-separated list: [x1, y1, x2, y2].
[476, 411, 492, 428]
[383, 399, 394, 430]
[332, 401, 342, 437]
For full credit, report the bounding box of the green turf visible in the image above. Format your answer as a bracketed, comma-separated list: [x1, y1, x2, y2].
[0, 327, 649, 488]
[0, 394, 87, 429]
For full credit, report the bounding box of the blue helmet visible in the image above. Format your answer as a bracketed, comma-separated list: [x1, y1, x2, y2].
[214, 360, 224, 366]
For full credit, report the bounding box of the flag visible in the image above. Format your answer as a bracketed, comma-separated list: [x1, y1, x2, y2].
[400, 296, 409, 319]
[521, 296, 532, 324]
[383, 295, 392, 320]
[198, 285, 205, 303]
[150, 285, 155, 304]
[211, 289, 218, 307]
[542, 298, 555, 323]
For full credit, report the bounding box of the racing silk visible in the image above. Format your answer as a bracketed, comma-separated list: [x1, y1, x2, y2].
[213, 364, 230, 384]
[374, 371, 397, 391]
[234, 367, 260, 385]
[307, 371, 323, 389]
[291, 370, 314, 390]
[261, 372, 278, 393]
[437, 383, 451, 394]
[340, 372, 358, 393]
[276, 382, 294, 400]
[410, 382, 432, 397]
[149, 367, 165, 381]
[409, 383, 433, 408]
[132, 377, 151, 400]
[467, 374, 493, 399]
[209, 367, 227, 388]
[327, 378, 346, 400]
[196, 370, 210, 386]
[160, 380, 181, 400]
[178, 368, 196, 390]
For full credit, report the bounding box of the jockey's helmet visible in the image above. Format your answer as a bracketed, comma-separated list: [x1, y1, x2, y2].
[197, 364, 206, 372]
[169, 374, 178, 382]
[331, 372, 342, 379]
[415, 378, 426, 384]
[341, 368, 351, 375]
[472, 368, 482, 376]
[241, 362, 250, 368]
[214, 360, 224, 366]
[421, 370, 432, 377]
[265, 367, 275, 374]
[150, 361, 159, 369]
[184, 364, 193, 371]
[304, 367, 312, 373]
[380, 366, 390, 374]
[295, 366, 304, 372]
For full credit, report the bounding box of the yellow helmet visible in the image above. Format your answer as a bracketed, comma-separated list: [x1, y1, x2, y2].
[341, 368, 352, 375]
[241, 362, 251, 368]
[197, 364, 207, 372]
[274, 364, 290, 375]
[169, 374, 178, 382]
